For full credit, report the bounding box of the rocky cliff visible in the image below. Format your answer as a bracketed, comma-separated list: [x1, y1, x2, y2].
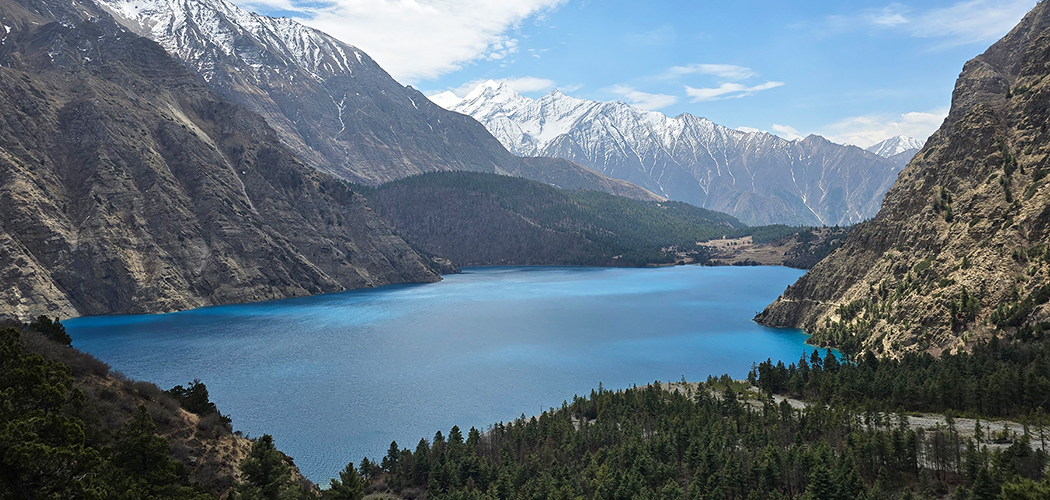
[90, 0, 662, 203]
[0, 0, 438, 321]
[757, 1, 1050, 355]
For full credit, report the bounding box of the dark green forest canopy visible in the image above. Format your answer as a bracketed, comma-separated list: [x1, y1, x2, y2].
[348, 372, 1049, 500]
[0, 326, 214, 499]
[357, 171, 829, 267]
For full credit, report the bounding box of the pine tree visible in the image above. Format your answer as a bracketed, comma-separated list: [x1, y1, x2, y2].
[381, 441, 400, 473]
[233, 434, 302, 500]
[325, 461, 364, 500]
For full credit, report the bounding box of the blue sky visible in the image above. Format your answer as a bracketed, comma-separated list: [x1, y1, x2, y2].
[238, 0, 1037, 147]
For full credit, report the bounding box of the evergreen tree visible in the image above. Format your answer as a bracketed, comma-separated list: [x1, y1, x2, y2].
[411, 438, 431, 485]
[29, 315, 71, 345]
[233, 435, 302, 500]
[325, 461, 364, 500]
[109, 404, 204, 498]
[381, 441, 400, 473]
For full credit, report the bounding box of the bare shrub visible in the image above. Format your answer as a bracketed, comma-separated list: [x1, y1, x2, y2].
[197, 413, 231, 438]
[21, 331, 110, 377]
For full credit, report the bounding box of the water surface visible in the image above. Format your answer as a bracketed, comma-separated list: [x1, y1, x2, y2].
[67, 265, 817, 483]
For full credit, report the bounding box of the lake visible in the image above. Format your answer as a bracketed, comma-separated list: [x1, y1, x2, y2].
[66, 265, 819, 484]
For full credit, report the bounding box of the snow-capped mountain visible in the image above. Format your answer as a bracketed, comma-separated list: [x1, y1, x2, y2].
[91, 0, 659, 201]
[93, 0, 512, 185]
[866, 136, 925, 169]
[866, 136, 925, 157]
[438, 81, 906, 226]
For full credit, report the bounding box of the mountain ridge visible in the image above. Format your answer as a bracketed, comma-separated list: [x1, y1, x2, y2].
[0, 0, 440, 321]
[92, 0, 663, 203]
[437, 80, 908, 226]
[756, 0, 1050, 356]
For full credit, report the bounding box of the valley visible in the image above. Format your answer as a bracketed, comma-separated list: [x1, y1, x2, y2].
[3, 0, 1050, 498]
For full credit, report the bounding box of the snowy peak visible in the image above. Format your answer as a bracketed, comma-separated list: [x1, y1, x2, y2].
[456, 80, 531, 116]
[866, 136, 925, 157]
[446, 81, 906, 226]
[427, 90, 463, 109]
[95, 0, 374, 83]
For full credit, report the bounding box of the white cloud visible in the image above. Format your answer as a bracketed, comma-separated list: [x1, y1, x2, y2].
[831, 0, 1036, 47]
[442, 76, 557, 98]
[866, 4, 910, 27]
[607, 85, 678, 110]
[624, 25, 676, 46]
[735, 126, 764, 134]
[911, 0, 1036, 46]
[236, 0, 568, 83]
[819, 108, 948, 148]
[685, 81, 784, 101]
[772, 124, 803, 141]
[500, 76, 557, 93]
[665, 64, 756, 81]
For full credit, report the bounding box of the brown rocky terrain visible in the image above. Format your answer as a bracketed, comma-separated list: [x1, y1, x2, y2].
[93, 0, 663, 203]
[0, 0, 438, 321]
[757, 1, 1050, 355]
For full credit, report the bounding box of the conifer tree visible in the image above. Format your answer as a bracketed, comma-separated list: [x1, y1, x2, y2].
[233, 434, 302, 500]
[325, 461, 364, 500]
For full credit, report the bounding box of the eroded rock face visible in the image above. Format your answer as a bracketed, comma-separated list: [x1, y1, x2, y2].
[0, 0, 437, 320]
[88, 0, 664, 203]
[757, 3, 1050, 356]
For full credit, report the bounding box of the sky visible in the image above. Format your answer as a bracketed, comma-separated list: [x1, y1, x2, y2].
[235, 0, 1038, 148]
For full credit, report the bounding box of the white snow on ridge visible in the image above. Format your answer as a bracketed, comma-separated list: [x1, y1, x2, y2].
[427, 90, 462, 109]
[866, 136, 925, 157]
[441, 80, 905, 226]
[94, 0, 372, 83]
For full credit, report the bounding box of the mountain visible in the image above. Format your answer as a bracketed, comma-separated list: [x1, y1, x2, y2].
[361, 171, 746, 267]
[865, 135, 924, 157]
[0, 0, 440, 321]
[436, 80, 904, 226]
[756, 1, 1050, 356]
[91, 0, 662, 202]
[866, 135, 924, 168]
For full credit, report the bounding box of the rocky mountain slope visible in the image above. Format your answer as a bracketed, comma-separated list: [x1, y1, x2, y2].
[90, 0, 661, 202]
[0, 0, 440, 321]
[435, 81, 904, 226]
[757, 1, 1050, 356]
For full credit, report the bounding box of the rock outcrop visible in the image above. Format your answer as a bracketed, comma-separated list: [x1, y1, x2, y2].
[757, 1, 1050, 356]
[0, 0, 438, 321]
[91, 0, 663, 203]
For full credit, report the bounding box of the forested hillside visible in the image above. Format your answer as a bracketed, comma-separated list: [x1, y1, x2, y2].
[0, 318, 314, 498]
[361, 172, 809, 267]
[339, 354, 1049, 500]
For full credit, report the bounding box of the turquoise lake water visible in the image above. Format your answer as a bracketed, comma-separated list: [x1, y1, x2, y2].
[66, 265, 820, 483]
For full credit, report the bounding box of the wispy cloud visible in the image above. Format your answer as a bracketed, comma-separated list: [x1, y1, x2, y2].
[819, 108, 948, 147]
[772, 124, 803, 141]
[445, 76, 558, 97]
[235, 0, 568, 83]
[911, 0, 1036, 46]
[664, 63, 756, 81]
[823, 0, 1035, 48]
[685, 81, 784, 101]
[624, 25, 677, 46]
[607, 85, 678, 110]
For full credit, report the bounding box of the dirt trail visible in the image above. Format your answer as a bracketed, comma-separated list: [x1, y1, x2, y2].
[659, 381, 1049, 453]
